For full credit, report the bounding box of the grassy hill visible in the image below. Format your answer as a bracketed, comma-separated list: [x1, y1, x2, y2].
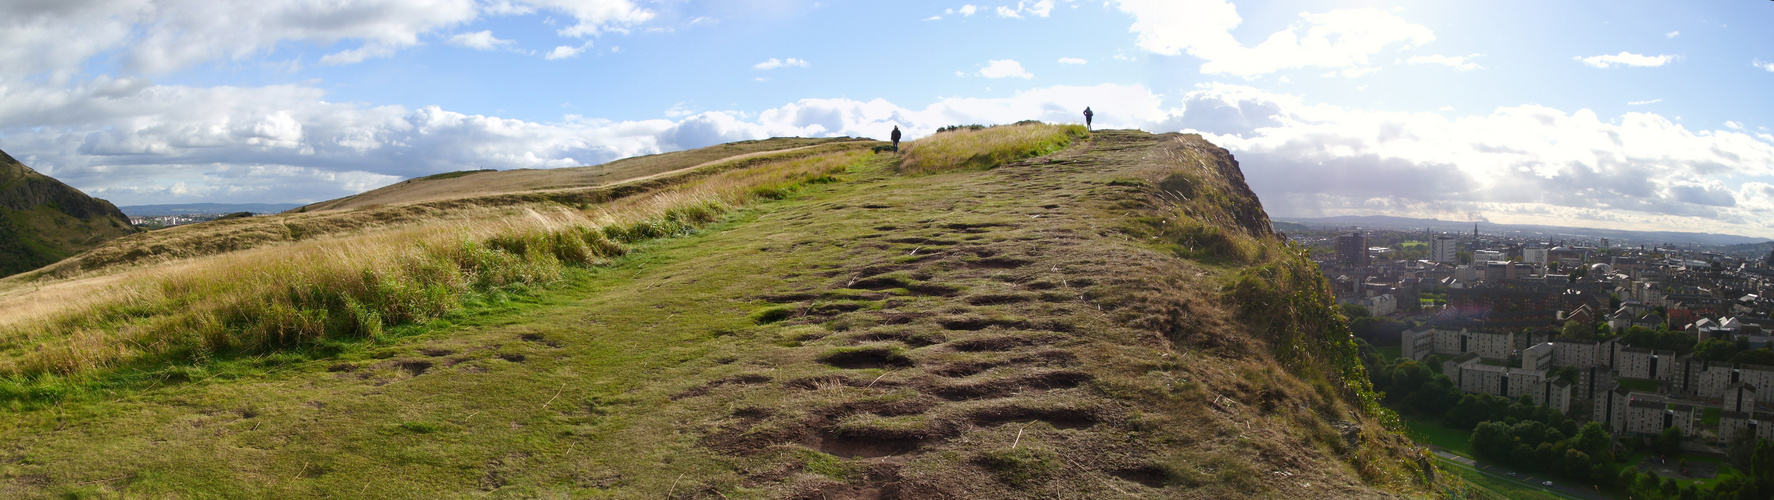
[11, 138, 870, 282]
[294, 137, 866, 213]
[0, 125, 1436, 498]
[0, 150, 137, 278]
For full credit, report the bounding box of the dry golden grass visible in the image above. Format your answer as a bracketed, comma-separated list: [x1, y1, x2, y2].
[300, 137, 859, 212]
[0, 149, 867, 379]
[5, 139, 875, 285]
[899, 122, 1089, 175]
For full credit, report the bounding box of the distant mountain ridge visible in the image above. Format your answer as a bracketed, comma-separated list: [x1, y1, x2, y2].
[0, 149, 137, 277]
[1278, 214, 1768, 247]
[120, 203, 304, 217]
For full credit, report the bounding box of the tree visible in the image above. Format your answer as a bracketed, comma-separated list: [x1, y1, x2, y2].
[1576, 422, 1613, 464]
[1754, 440, 1774, 483]
[1471, 421, 1514, 459]
[1617, 468, 1639, 489]
[1696, 339, 1743, 363]
[1638, 470, 1661, 493]
[1734, 348, 1774, 366]
[1654, 426, 1684, 456]
[1340, 303, 1371, 319]
[1560, 320, 1595, 340]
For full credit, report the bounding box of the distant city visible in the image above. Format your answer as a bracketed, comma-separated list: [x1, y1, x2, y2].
[1295, 220, 1774, 462]
[120, 203, 303, 229]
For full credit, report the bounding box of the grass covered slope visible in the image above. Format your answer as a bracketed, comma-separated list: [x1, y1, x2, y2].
[10, 138, 872, 281]
[0, 125, 1431, 498]
[0, 150, 137, 277]
[296, 137, 864, 213]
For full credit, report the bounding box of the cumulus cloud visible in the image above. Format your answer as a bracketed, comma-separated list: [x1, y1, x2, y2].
[1057, 57, 1087, 65]
[1755, 59, 1774, 72]
[996, 0, 1055, 18]
[979, 59, 1033, 79]
[946, 5, 981, 17]
[0, 0, 653, 78]
[1666, 31, 1679, 38]
[753, 58, 809, 70]
[1628, 99, 1662, 106]
[1404, 53, 1482, 71]
[1112, 1, 1433, 77]
[447, 30, 515, 50]
[1166, 84, 1774, 236]
[1576, 52, 1676, 68]
[545, 42, 593, 60]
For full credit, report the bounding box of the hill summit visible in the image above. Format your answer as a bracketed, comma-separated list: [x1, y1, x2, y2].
[0, 149, 136, 277]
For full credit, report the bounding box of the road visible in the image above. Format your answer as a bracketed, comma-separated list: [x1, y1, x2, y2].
[1431, 448, 1616, 500]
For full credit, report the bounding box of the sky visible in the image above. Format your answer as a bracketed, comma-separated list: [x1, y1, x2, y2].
[3, 1, 1773, 238]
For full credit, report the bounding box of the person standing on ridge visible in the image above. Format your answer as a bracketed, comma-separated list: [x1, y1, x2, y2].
[890, 125, 902, 152]
[1083, 107, 1094, 130]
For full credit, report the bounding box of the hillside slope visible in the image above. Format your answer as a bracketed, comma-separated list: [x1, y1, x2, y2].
[296, 137, 865, 213]
[10, 138, 871, 281]
[0, 127, 1432, 498]
[0, 150, 136, 277]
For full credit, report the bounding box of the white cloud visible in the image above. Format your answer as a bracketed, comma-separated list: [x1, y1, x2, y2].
[1112, 1, 1433, 77]
[753, 58, 810, 70]
[946, 5, 980, 16]
[545, 43, 592, 60]
[996, 0, 1054, 18]
[447, 31, 515, 50]
[1404, 53, 1483, 71]
[1726, 121, 1744, 130]
[1438, 106, 1454, 112]
[0, 0, 654, 78]
[1628, 99, 1662, 106]
[979, 59, 1033, 79]
[522, 0, 655, 37]
[1057, 57, 1088, 65]
[1166, 84, 1774, 236]
[1576, 51, 1676, 68]
[1326, 67, 1381, 78]
[1755, 59, 1774, 72]
[319, 44, 401, 66]
[1666, 31, 1679, 38]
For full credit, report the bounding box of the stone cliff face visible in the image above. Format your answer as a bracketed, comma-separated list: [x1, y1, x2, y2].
[0, 149, 137, 277]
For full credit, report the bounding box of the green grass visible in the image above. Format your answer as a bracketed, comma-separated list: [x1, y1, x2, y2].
[1616, 378, 1660, 393]
[1440, 459, 1572, 500]
[899, 122, 1088, 174]
[1404, 416, 1474, 457]
[1374, 346, 1401, 361]
[1704, 407, 1721, 427]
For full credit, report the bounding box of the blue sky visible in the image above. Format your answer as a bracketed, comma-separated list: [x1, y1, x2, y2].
[3, 0, 1773, 237]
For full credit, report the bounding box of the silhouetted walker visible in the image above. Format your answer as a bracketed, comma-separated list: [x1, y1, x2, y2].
[1083, 107, 1094, 130]
[890, 126, 902, 152]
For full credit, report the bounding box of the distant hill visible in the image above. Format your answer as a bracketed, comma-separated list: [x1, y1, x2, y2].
[119, 203, 303, 217]
[0, 149, 137, 277]
[1278, 214, 1767, 247]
